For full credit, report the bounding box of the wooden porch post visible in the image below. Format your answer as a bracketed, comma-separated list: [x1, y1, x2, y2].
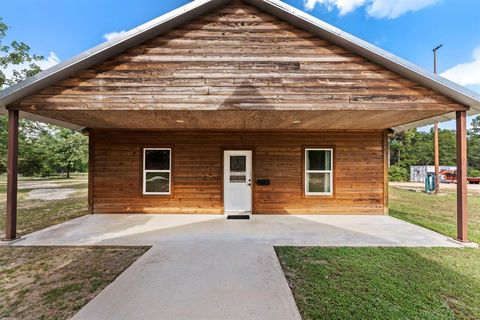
[87, 130, 95, 214]
[456, 111, 468, 242]
[4, 109, 19, 241]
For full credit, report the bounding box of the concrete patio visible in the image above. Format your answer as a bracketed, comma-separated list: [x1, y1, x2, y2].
[4, 215, 465, 319]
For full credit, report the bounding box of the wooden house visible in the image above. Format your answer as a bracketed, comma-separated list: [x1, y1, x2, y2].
[1, 0, 479, 242]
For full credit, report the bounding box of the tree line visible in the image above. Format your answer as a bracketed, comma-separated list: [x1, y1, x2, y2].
[1, 17, 88, 178]
[389, 116, 480, 181]
[0, 118, 88, 177]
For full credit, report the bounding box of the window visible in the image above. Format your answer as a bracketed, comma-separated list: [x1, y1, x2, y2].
[143, 148, 171, 195]
[229, 155, 247, 183]
[305, 148, 333, 196]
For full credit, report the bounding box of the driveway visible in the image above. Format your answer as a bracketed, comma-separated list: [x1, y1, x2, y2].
[6, 215, 463, 320]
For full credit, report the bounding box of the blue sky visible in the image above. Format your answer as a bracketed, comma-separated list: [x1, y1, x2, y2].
[1, 0, 479, 130]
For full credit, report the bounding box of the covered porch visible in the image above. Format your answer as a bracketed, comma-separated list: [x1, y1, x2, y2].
[3, 213, 466, 247]
[1, 109, 472, 243]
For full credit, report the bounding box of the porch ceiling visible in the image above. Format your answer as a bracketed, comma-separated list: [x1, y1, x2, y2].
[24, 109, 450, 130]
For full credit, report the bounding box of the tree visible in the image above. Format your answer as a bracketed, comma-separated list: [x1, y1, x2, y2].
[51, 129, 88, 178]
[1, 16, 45, 175]
[389, 121, 480, 181]
[0, 18, 43, 87]
[469, 115, 480, 172]
[0, 116, 7, 173]
[1, 17, 89, 178]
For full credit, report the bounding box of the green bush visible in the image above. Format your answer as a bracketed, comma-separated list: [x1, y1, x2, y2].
[468, 168, 480, 177]
[389, 165, 409, 182]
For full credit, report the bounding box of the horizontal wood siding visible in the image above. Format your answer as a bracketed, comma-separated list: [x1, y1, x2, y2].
[93, 130, 385, 214]
[13, 1, 464, 130]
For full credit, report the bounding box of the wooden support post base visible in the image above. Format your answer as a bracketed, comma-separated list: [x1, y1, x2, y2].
[5, 109, 19, 241]
[456, 111, 468, 242]
[1, 236, 21, 242]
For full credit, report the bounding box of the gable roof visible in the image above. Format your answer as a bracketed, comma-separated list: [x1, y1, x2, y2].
[1, 0, 479, 131]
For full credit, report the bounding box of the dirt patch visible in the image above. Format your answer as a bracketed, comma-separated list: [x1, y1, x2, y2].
[27, 188, 76, 201]
[19, 182, 60, 190]
[0, 176, 89, 239]
[0, 246, 149, 320]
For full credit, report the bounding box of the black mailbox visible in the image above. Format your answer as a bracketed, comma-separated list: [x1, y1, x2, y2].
[256, 179, 271, 186]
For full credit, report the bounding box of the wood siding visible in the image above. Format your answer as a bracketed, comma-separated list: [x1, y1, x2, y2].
[92, 130, 386, 214]
[13, 1, 464, 130]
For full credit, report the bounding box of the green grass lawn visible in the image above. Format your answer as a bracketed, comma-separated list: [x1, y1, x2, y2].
[390, 186, 480, 244]
[277, 247, 480, 320]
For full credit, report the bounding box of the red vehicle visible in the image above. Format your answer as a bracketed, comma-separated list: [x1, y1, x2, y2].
[468, 177, 480, 184]
[441, 170, 480, 184]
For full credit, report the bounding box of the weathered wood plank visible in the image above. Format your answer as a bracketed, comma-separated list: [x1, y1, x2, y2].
[13, 0, 465, 130]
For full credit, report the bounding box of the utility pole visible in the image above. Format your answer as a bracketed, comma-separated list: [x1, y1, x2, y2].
[433, 44, 443, 195]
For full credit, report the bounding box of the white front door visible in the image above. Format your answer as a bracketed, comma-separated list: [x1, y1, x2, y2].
[224, 150, 252, 214]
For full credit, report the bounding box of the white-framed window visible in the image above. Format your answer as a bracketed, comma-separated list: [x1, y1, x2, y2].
[143, 148, 171, 195]
[305, 148, 333, 196]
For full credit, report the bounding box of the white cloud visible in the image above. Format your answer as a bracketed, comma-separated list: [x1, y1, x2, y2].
[304, 0, 440, 19]
[304, 0, 366, 15]
[366, 0, 440, 19]
[103, 30, 127, 42]
[441, 46, 480, 87]
[39, 51, 60, 69]
[1, 51, 60, 88]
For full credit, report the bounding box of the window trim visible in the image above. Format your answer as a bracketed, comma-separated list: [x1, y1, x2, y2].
[143, 148, 172, 195]
[304, 148, 334, 196]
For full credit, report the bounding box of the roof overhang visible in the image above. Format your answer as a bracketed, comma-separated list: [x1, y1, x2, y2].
[1, 0, 479, 131]
[0, 0, 230, 130]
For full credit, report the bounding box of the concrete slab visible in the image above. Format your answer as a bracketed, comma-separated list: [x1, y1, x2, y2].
[10, 214, 460, 247]
[5, 215, 464, 319]
[73, 242, 300, 320]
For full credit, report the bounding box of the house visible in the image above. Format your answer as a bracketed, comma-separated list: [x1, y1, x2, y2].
[1, 0, 479, 242]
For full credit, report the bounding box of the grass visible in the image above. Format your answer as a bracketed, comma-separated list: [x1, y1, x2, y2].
[277, 247, 480, 320]
[0, 175, 88, 238]
[389, 186, 480, 244]
[0, 176, 149, 319]
[0, 246, 149, 320]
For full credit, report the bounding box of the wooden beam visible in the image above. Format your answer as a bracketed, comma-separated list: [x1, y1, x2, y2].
[88, 130, 95, 214]
[4, 109, 19, 241]
[456, 111, 468, 242]
[383, 129, 389, 214]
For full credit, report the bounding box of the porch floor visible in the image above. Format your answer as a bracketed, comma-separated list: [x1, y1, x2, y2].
[4, 215, 463, 320]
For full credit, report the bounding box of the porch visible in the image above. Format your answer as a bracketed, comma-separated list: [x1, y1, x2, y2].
[9, 214, 462, 247]
[3, 214, 466, 320]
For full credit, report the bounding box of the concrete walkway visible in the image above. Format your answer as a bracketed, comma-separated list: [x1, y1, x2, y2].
[6, 215, 463, 320]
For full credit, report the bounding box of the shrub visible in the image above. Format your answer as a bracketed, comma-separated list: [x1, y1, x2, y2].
[389, 165, 409, 182]
[468, 168, 480, 177]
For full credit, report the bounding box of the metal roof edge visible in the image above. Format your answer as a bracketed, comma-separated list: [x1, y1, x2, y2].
[247, 0, 480, 110]
[0, 0, 228, 109]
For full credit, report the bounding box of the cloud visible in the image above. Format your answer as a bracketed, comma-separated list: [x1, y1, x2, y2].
[304, 0, 366, 14]
[1, 51, 60, 87]
[367, 0, 440, 19]
[304, 0, 440, 19]
[103, 30, 127, 42]
[441, 46, 480, 87]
